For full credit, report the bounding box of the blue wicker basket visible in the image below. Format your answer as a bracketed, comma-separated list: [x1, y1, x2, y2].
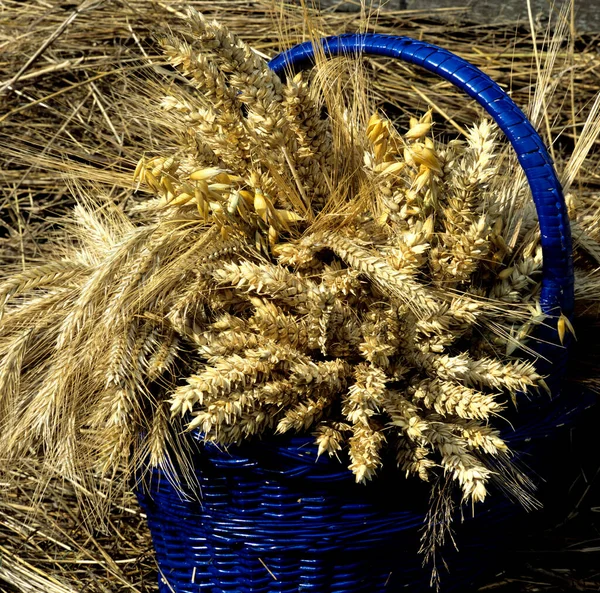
[136, 34, 576, 592]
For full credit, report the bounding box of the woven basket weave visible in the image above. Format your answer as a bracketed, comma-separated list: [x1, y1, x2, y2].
[136, 34, 574, 592]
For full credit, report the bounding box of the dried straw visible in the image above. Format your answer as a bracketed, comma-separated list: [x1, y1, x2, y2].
[1, 1, 599, 592]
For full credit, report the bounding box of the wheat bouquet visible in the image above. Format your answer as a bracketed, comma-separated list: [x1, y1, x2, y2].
[1, 9, 599, 592]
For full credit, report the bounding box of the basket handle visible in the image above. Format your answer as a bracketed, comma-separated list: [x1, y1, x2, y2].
[268, 34, 574, 323]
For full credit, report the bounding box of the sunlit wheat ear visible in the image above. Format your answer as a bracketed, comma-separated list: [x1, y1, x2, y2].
[282, 72, 333, 209]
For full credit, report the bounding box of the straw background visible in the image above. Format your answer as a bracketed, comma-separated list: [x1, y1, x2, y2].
[0, 1, 599, 591]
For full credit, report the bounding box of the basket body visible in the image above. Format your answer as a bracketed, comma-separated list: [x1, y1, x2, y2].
[137, 435, 507, 592]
